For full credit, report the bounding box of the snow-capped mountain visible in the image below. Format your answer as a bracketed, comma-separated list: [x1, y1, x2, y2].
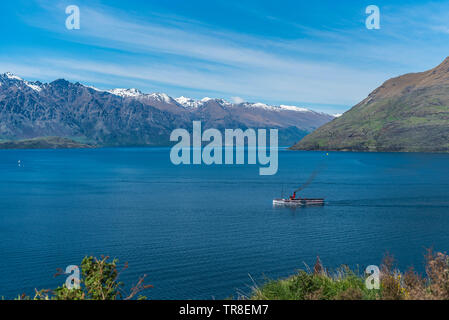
[175, 96, 206, 109]
[236, 102, 313, 113]
[1, 72, 44, 92]
[107, 88, 143, 97]
[0, 73, 334, 146]
[4, 72, 23, 81]
[174, 97, 316, 114]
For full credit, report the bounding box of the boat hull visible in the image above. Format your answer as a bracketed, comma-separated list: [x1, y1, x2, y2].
[273, 198, 325, 206]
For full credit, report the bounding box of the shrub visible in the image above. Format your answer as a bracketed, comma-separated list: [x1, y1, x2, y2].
[17, 256, 152, 300]
[251, 251, 449, 300]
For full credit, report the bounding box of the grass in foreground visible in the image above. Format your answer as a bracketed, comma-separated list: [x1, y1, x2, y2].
[5, 249, 449, 300]
[250, 250, 449, 300]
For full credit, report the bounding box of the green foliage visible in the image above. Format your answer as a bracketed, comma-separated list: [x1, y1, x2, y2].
[16, 256, 152, 300]
[12, 251, 449, 300]
[252, 268, 378, 300]
[0, 136, 94, 149]
[79, 256, 122, 300]
[250, 251, 449, 300]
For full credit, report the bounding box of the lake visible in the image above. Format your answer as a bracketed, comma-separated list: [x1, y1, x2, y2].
[0, 148, 449, 299]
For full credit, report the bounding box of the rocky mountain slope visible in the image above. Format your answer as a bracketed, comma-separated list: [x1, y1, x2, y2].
[0, 73, 333, 147]
[291, 57, 449, 152]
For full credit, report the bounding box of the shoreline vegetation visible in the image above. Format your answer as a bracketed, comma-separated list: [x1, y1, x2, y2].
[249, 249, 449, 300]
[4, 250, 449, 300]
[0, 136, 94, 149]
[1, 136, 449, 154]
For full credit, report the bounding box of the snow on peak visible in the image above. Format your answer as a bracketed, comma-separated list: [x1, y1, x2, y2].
[333, 113, 343, 118]
[4, 72, 23, 81]
[0, 73, 325, 114]
[175, 96, 201, 108]
[238, 102, 312, 113]
[252, 102, 271, 109]
[175, 96, 190, 104]
[108, 89, 174, 102]
[279, 105, 311, 112]
[148, 92, 172, 103]
[0, 72, 42, 92]
[175, 97, 312, 113]
[215, 98, 231, 106]
[108, 88, 143, 97]
[241, 102, 276, 111]
[25, 82, 42, 92]
[175, 96, 231, 109]
[85, 85, 104, 92]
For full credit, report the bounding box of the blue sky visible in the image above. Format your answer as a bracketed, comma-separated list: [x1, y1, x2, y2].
[2, 0, 449, 113]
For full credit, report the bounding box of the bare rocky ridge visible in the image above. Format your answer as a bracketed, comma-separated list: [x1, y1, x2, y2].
[0, 73, 334, 147]
[291, 57, 449, 152]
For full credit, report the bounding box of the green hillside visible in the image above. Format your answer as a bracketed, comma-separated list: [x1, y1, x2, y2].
[291, 58, 449, 152]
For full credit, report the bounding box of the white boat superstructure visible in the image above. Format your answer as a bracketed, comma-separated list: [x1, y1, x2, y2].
[273, 190, 325, 206]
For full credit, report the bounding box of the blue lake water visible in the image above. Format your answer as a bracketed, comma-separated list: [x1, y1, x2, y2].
[1, 148, 449, 299]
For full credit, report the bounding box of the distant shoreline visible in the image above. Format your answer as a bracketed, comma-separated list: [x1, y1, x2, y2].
[1, 139, 449, 154]
[288, 147, 449, 154]
[0, 137, 95, 150]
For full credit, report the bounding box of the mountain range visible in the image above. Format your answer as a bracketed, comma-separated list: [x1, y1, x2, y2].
[0, 72, 334, 147]
[292, 57, 449, 152]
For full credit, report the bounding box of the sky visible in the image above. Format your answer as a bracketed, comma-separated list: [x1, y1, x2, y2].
[2, 0, 449, 114]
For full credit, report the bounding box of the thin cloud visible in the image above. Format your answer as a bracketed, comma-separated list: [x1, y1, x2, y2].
[10, 0, 449, 113]
[231, 96, 245, 104]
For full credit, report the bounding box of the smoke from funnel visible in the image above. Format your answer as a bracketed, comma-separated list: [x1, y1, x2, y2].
[294, 163, 327, 193]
